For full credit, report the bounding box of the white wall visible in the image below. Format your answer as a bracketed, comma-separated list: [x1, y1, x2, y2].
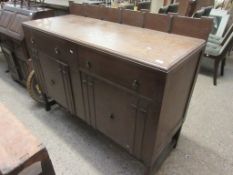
[150, 0, 164, 13]
[44, 0, 85, 6]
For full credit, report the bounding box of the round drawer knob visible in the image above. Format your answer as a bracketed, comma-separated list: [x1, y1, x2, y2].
[69, 49, 74, 54]
[132, 80, 140, 90]
[54, 47, 59, 54]
[110, 114, 114, 119]
[31, 38, 35, 44]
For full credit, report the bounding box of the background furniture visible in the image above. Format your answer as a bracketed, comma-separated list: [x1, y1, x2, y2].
[121, 9, 144, 27]
[143, 13, 172, 32]
[160, 0, 214, 16]
[0, 103, 55, 175]
[171, 15, 213, 40]
[0, 2, 54, 86]
[205, 31, 233, 85]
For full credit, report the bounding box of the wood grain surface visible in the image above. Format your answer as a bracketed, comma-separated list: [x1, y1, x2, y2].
[23, 15, 205, 71]
[0, 104, 44, 174]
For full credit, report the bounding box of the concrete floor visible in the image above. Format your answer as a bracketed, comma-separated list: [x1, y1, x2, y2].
[0, 52, 233, 175]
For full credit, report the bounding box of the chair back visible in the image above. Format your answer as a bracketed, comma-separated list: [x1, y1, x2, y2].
[144, 13, 172, 32]
[69, 1, 85, 16]
[167, 3, 179, 13]
[83, 4, 104, 19]
[221, 23, 233, 45]
[193, 8, 205, 18]
[177, 0, 195, 16]
[171, 15, 213, 40]
[121, 9, 144, 27]
[219, 32, 233, 56]
[102, 7, 121, 23]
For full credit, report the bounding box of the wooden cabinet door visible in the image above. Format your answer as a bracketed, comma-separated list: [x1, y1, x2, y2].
[94, 78, 138, 153]
[39, 52, 75, 113]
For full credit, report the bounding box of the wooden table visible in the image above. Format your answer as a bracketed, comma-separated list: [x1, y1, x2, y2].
[23, 15, 205, 174]
[0, 104, 55, 175]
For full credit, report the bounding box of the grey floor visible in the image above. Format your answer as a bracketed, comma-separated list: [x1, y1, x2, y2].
[0, 52, 233, 175]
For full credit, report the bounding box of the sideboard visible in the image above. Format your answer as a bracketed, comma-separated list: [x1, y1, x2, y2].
[23, 15, 205, 174]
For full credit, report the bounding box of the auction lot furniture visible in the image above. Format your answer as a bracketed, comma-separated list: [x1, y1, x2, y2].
[0, 104, 55, 175]
[205, 32, 233, 85]
[0, 2, 54, 86]
[23, 14, 205, 174]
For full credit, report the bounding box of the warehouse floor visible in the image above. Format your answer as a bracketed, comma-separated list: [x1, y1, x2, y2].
[0, 52, 233, 175]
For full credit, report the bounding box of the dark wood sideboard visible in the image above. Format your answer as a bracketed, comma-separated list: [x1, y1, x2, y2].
[23, 15, 205, 174]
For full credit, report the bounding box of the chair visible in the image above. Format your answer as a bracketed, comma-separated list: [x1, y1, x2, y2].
[69, 1, 85, 16]
[167, 3, 179, 14]
[177, 0, 196, 17]
[144, 13, 172, 32]
[194, 0, 214, 12]
[192, 6, 213, 18]
[102, 7, 121, 23]
[208, 23, 233, 45]
[205, 32, 233, 85]
[171, 15, 213, 40]
[193, 8, 205, 18]
[158, 5, 169, 14]
[121, 9, 144, 27]
[83, 4, 104, 19]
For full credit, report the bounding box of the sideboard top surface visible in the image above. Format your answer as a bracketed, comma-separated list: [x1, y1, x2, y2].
[23, 15, 205, 71]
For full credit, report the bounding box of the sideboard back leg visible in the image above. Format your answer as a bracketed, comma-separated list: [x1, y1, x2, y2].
[173, 127, 182, 149]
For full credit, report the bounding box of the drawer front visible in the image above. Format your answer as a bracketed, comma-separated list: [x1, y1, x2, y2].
[78, 46, 164, 98]
[31, 30, 77, 63]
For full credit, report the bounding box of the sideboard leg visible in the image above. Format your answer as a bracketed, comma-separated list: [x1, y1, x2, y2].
[43, 94, 50, 111]
[42, 94, 56, 111]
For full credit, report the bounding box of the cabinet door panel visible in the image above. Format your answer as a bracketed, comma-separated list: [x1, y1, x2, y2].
[39, 52, 75, 113]
[94, 79, 137, 153]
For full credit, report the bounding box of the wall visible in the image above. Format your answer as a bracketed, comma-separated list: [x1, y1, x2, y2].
[150, 0, 164, 13]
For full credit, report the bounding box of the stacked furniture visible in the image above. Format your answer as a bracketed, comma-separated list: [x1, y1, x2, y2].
[0, 1, 54, 86]
[22, 3, 213, 174]
[160, 0, 214, 17]
[205, 23, 233, 85]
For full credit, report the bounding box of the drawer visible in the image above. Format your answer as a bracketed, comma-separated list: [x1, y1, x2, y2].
[78, 46, 164, 98]
[30, 30, 77, 63]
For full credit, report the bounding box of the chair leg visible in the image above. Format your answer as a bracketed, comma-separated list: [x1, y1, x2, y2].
[221, 58, 226, 76]
[214, 59, 220, 86]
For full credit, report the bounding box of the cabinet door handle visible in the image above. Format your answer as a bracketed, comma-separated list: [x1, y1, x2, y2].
[54, 47, 60, 54]
[109, 114, 114, 119]
[50, 79, 55, 86]
[31, 38, 35, 44]
[86, 61, 91, 69]
[132, 80, 140, 90]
